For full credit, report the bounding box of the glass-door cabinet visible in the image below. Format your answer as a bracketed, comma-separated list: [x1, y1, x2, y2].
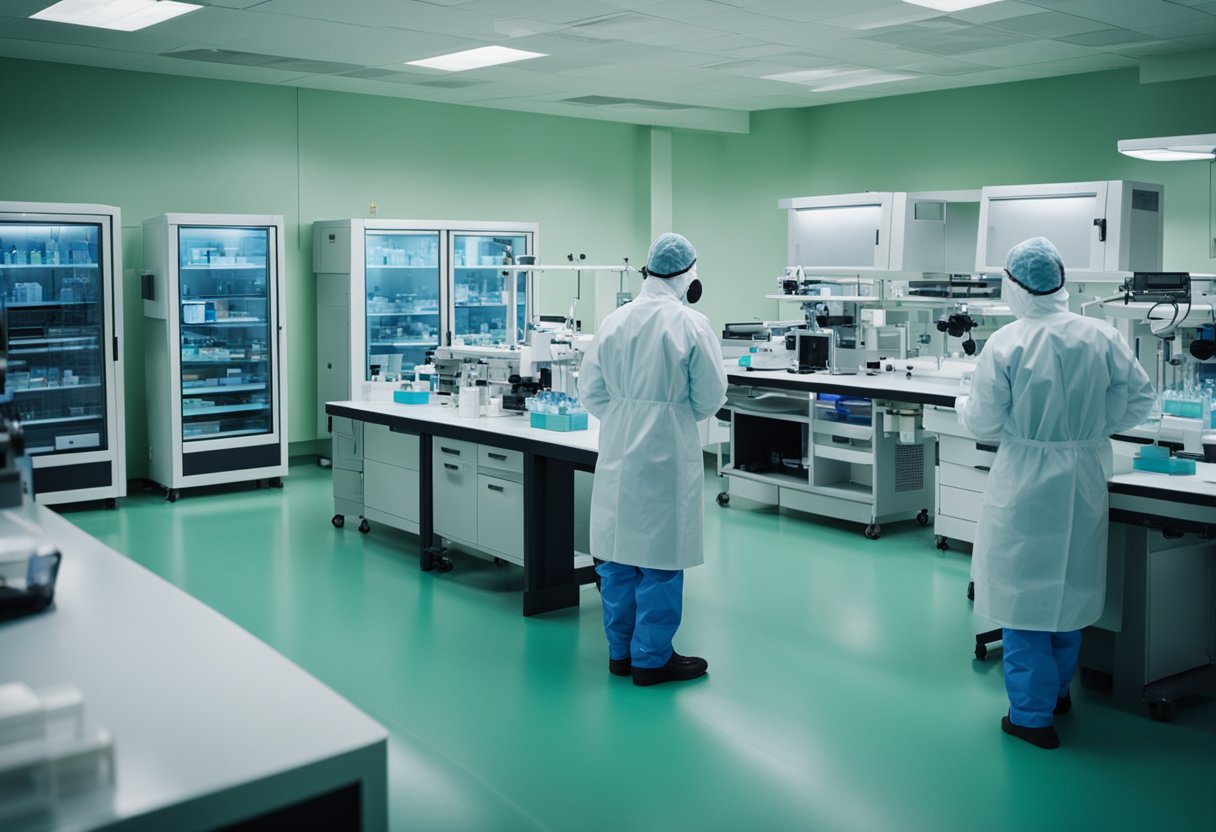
[144, 213, 288, 501]
[0, 202, 126, 507]
[177, 226, 273, 442]
[451, 229, 534, 347]
[365, 231, 441, 376]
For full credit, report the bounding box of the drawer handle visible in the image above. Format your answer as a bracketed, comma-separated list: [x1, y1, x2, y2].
[440, 447, 461, 456]
[488, 452, 508, 461]
[443, 463, 459, 471]
[487, 483, 505, 492]
[973, 465, 991, 472]
[976, 443, 998, 453]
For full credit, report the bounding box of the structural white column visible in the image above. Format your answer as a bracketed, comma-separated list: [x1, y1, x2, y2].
[650, 128, 673, 239]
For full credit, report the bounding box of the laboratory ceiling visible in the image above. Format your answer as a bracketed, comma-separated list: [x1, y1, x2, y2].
[2, 0, 1215, 132]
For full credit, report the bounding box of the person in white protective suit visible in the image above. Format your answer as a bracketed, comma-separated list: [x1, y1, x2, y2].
[956, 236, 1154, 749]
[578, 232, 728, 687]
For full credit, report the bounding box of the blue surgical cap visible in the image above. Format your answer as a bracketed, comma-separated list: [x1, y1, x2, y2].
[645, 232, 696, 278]
[1005, 236, 1065, 295]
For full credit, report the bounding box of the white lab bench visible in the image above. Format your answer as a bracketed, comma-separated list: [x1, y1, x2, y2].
[721, 367, 958, 538]
[1083, 462, 1216, 721]
[325, 400, 598, 616]
[0, 502, 388, 830]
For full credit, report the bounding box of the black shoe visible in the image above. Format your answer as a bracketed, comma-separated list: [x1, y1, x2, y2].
[609, 657, 631, 677]
[1002, 715, 1060, 749]
[1054, 694, 1072, 716]
[631, 653, 708, 687]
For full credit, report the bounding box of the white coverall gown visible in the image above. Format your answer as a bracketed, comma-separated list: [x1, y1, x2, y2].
[578, 276, 728, 570]
[956, 280, 1154, 632]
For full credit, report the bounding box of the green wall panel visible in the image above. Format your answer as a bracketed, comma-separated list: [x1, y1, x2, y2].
[674, 69, 1216, 331]
[0, 58, 648, 478]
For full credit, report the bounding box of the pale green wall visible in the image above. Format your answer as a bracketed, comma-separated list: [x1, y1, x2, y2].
[4, 57, 1214, 481]
[0, 58, 650, 476]
[673, 69, 1216, 331]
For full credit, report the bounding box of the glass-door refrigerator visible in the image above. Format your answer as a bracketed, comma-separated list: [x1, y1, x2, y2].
[143, 213, 287, 501]
[0, 201, 126, 507]
[313, 220, 445, 438]
[449, 224, 536, 347]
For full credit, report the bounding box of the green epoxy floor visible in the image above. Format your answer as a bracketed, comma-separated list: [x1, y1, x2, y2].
[65, 463, 1215, 831]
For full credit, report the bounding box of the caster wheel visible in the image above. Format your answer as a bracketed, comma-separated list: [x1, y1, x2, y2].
[916, 509, 929, 527]
[166, 489, 179, 503]
[437, 557, 454, 573]
[493, 557, 507, 566]
[967, 581, 975, 602]
[1148, 700, 1177, 723]
[255, 480, 263, 489]
[716, 491, 730, 506]
[935, 535, 949, 550]
[864, 524, 881, 540]
[358, 518, 370, 534]
[332, 514, 345, 529]
[975, 643, 988, 661]
[104, 498, 117, 510]
[272, 477, 284, 489]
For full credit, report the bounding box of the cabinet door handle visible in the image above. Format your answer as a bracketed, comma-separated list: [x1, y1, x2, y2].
[487, 483, 504, 492]
[973, 465, 991, 472]
[440, 447, 461, 456]
[976, 443, 998, 453]
[488, 452, 508, 461]
[443, 463, 459, 471]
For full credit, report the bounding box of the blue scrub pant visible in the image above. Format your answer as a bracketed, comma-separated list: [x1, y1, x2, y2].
[1002, 628, 1082, 729]
[596, 561, 683, 670]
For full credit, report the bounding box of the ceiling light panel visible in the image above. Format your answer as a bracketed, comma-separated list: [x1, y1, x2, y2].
[31, 0, 201, 31]
[1118, 133, 1216, 161]
[407, 45, 547, 71]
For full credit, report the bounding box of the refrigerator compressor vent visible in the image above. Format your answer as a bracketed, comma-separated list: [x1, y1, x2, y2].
[894, 444, 925, 493]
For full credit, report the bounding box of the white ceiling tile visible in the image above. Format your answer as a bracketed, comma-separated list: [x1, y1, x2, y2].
[748, 21, 878, 48]
[123, 54, 317, 84]
[1110, 39, 1201, 57]
[685, 7, 800, 33]
[255, 0, 503, 41]
[459, 0, 626, 25]
[689, 75, 798, 95]
[748, 0, 893, 24]
[943, 1, 1043, 25]
[985, 12, 1110, 38]
[819, 4, 946, 31]
[148, 8, 365, 48]
[638, 0, 743, 20]
[1098, 4, 1215, 28]
[0, 37, 145, 67]
[0, 18, 121, 47]
[960, 40, 1097, 67]
[698, 56, 831, 77]
[897, 56, 988, 76]
[281, 28, 474, 67]
[1137, 18, 1216, 38]
[1055, 29, 1155, 47]
[625, 23, 728, 46]
[96, 30, 194, 55]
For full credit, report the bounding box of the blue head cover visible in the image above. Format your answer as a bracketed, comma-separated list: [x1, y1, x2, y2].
[1005, 236, 1065, 295]
[645, 232, 696, 278]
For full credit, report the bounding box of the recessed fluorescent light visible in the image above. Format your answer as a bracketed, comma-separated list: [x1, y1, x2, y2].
[812, 73, 916, 92]
[1118, 134, 1216, 161]
[901, 0, 1003, 11]
[406, 46, 546, 72]
[764, 68, 849, 85]
[31, 0, 201, 32]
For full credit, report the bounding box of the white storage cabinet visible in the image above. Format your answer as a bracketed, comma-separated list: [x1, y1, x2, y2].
[977, 181, 1163, 275]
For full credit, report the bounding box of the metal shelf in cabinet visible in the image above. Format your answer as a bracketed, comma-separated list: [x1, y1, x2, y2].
[6, 300, 95, 309]
[181, 294, 267, 301]
[180, 318, 267, 326]
[0, 263, 97, 269]
[21, 413, 103, 427]
[180, 383, 267, 395]
[11, 382, 102, 394]
[179, 263, 265, 271]
[184, 427, 266, 441]
[181, 357, 265, 365]
[182, 402, 269, 417]
[366, 311, 440, 317]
